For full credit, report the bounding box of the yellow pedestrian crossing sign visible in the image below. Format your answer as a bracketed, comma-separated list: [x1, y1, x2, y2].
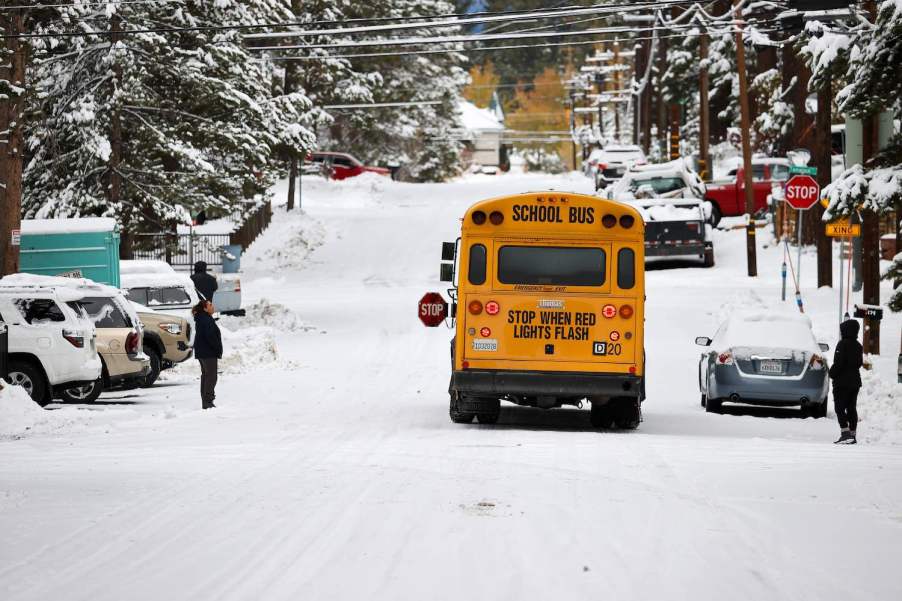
[825, 220, 861, 237]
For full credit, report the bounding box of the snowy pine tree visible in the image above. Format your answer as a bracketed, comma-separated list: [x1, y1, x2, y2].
[23, 1, 315, 244]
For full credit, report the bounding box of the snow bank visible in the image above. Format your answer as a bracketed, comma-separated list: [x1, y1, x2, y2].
[858, 359, 902, 445]
[20, 217, 117, 235]
[242, 208, 326, 271]
[218, 298, 317, 333]
[0, 381, 47, 437]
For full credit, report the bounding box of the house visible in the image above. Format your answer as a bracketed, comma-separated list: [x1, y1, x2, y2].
[458, 99, 505, 169]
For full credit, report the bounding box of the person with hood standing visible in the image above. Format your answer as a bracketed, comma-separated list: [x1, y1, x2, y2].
[191, 261, 218, 302]
[829, 319, 864, 444]
[193, 299, 222, 410]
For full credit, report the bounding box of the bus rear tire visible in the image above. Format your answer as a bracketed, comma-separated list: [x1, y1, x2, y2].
[590, 402, 613, 429]
[613, 398, 641, 430]
[449, 391, 475, 424]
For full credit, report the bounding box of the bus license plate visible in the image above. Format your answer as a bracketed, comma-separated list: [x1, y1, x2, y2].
[759, 360, 783, 374]
[472, 338, 498, 352]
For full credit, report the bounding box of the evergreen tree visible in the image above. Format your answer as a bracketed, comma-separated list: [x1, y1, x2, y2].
[23, 0, 315, 241]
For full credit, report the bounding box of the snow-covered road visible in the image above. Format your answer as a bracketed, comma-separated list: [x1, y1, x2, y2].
[2, 172, 901, 601]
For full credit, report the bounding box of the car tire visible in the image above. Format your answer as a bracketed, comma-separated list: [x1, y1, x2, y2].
[7, 360, 49, 406]
[142, 347, 162, 388]
[708, 202, 722, 227]
[701, 394, 707, 408]
[705, 398, 722, 413]
[810, 398, 828, 419]
[59, 378, 103, 403]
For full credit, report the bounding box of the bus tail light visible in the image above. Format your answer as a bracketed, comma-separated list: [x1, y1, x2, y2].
[468, 300, 483, 315]
[619, 304, 634, 319]
[485, 300, 500, 315]
[489, 211, 504, 225]
[716, 351, 734, 366]
[602, 304, 617, 318]
[602, 214, 617, 228]
[619, 215, 635, 229]
[472, 211, 487, 225]
[629, 365, 637, 374]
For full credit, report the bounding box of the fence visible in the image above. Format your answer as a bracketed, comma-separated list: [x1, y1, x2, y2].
[130, 201, 272, 267]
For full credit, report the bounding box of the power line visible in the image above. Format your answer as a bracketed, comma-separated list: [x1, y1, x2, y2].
[0, 0, 179, 10]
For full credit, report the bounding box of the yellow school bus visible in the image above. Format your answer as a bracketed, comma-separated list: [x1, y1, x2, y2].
[441, 191, 645, 429]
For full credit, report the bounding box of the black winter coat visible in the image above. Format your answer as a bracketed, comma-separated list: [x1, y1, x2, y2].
[829, 319, 863, 389]
[194, 311, 223, 360]
[191, 261, 218, 301]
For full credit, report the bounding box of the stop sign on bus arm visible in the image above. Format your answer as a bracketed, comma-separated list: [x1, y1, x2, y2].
[783, 174, 821, 210]
[418, 292, 448, 327]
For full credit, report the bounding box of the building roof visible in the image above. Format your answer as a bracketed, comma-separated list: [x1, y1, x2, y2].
[458, 100, 505, 133]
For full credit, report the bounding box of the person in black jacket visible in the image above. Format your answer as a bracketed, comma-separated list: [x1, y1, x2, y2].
[193, 299, 223, 410]
[191, 261, 218, 301]
[829, 319, 864, 444]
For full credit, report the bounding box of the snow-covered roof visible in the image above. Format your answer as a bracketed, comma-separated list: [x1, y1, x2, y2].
[0, 273, 124, 304]
[20, 217, 118, 235]
[120, 271, 195, 290]
[458, 100, 504, 133]
[119, 260, 177, 276]
[715, 312, 819, 353]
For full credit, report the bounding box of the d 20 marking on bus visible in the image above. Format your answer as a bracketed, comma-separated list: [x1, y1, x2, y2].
[593, 341, 622, 356]
[472, 338, 498, 352]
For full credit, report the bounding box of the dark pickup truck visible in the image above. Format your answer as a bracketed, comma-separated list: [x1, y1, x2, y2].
[635, 199, 714, 267]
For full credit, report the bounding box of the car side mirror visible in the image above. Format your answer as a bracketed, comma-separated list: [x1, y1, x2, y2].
[819, 342, 830, 352]
[439, 263, 454, 282]
[695, 336, 712, 346]
[441, 242, 456, 262]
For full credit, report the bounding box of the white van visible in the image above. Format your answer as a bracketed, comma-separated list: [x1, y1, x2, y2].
[0, 281, 102, 404]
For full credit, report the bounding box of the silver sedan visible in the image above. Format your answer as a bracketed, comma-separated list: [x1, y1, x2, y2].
[695, 313, 831, 417]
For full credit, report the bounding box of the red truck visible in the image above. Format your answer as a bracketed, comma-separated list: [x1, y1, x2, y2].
[305, 152, 391, 181]
[704, 159, 789, 225]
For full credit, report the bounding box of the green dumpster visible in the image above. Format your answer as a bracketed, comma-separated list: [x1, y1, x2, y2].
[19, 218, 121, 287]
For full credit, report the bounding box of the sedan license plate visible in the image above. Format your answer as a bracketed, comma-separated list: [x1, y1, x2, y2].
[759, 359, 784, 374]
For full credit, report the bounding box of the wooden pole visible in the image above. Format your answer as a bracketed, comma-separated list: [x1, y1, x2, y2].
[734, 0, 757, 277]
[0, 10, 25, 276]
[814, 81, 832, 288]
[861, 0, 880, 354]
[698, 29, 711, 181]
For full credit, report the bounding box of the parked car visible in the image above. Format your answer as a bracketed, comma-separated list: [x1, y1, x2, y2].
[695, 313, 830, 417]
[120, 259, 242, 316]
[304, 152, 391, 181]
[705, 157, 790, 225]
[635, 198, 715, 267]
[605, 159, 706, 202]
[585, 145, 648, 190]
[53, 282, 150, 402]
[132, 302, 192, 387]
[0, 279, 102, 405]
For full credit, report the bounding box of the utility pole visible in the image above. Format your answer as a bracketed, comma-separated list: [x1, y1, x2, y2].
[668, 5, 681, 161]
[284, 0, 302, 211]
[861, 0, 880, 354]
[734, 0, 757, 277]
[109, 13, 130, 258]
[1, 10, 26, 276]
[698, 28, 711, 181]
[814, 80, 832, 288]
[612, 41, 621, 142]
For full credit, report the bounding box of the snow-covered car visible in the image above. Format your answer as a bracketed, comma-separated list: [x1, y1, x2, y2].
[604, 159, 706, 202]
[120, 259, 242, 316]
[585, 145, 648, 190]
[132, 302, 192, 387]
[0, 280, 102, 405]
[695, 313, 831, 417]
[634, 198, 715, 267]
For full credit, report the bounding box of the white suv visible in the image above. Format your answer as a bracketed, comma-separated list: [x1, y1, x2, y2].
[0, 283, 102, 405]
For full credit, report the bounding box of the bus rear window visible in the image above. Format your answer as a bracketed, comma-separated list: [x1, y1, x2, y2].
[497, 246, 606, 286]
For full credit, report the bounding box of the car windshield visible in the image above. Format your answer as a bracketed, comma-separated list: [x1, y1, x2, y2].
[629, 177, 685, 194]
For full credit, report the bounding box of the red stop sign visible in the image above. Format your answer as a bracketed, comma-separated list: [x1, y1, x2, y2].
[784, 174, 821, 210]
[418, 292, 448, 327]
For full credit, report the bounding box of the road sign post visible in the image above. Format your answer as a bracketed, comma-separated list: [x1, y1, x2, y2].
[418, 292, 449, 327]
[783, 173, 822, 314]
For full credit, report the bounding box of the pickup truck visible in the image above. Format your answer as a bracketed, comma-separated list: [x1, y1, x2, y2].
[704, 159, 789, 225]
[635, 199, 714, 267]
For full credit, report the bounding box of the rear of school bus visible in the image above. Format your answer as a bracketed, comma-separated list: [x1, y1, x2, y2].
[448, 192, 645, 429]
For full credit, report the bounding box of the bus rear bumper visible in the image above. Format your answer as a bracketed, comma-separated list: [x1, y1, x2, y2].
[452, 369, 642, 398]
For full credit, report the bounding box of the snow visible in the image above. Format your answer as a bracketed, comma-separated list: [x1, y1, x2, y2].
[19, 217, 117, 235]
[0, 272, 120, 298]
[1, 172, 902, 601]
[119, 259, 176, 275]
[0, 381, 46, 438]
[714, 312, 821, 354]
[458, 99, 504, 132]
[120, 271, 195, 290]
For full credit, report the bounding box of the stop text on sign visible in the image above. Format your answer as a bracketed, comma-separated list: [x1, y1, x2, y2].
[418, 292, 448, 327]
